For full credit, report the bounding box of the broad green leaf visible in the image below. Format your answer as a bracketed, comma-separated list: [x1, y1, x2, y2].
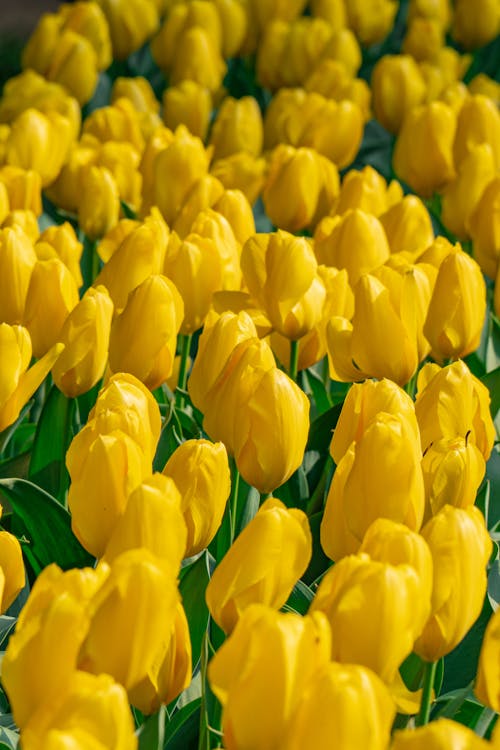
[164, 698, 201, 750]
[137, 706, 166, 750]
[283, 579, 314, 616]
[304, 369, 332, 417]
[0, 726, 18, 749]
[303, 511, 332, 586]
[0, 618, 16, 651]
[442, 596, 493, 694]
[180, 552, 210, 671]
[486, 450, 500, 531]
[0, 478, 93, 575]
[481, 366, 500, 421]
[235, 484, 260, 536]
[0, 454, 30, 481]
[488, 559, 500, 611]
[28, 385, 75, 503]
[307, 402, 343, 455]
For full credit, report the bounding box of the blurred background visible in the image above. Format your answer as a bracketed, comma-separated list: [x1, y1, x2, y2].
[0, 0, 59, 87]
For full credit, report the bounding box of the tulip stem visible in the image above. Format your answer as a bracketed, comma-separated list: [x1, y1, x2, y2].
[175, 334, 192, 409]
[289, 340, 299, 382]
[229, 463, 240, 543]
[415, 660, 437, 726]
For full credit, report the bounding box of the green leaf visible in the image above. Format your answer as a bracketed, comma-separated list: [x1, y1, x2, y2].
[0, 726, 18, 749]
[28, 386, 75, 503]
[304, 369, 332, 417]
[164, 698, 201, 750]
[481, 366, 500, 421]
[283, 579, 314, 616]
[442, 596, 493, 694]
[137, 706, 166, 750]
[0, 478, 93, 576]
[488, 559, 500, 610]
[307, 402, 343, 455]
[180, 552, 210, 671]
[302, 511, 332, 586]
[235, 485, 260, 536]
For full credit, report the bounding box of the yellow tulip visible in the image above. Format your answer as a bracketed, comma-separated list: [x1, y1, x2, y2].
[208, 604, 331, 749]
[476, 606, 500, 711]
[111, 76, 159, 114]
[52, 286, 113, 398]
[211, 151, 267, 206]
[321, 412, 425, 561]
[103, 474, 187, 569]
[0, 225, 36, 325]
[452, 0, 500, 49]
[0, 524, 25, 613]
[414, 505, 492, 661]
[82, 97, 144, 151]
[170, 27, 226, 92]
[453, 95, 500, 169]
[391, 718, 490, 749]
[334, 165, 403, 217]
[206, 498, 311, 633]
[469, 175, 500, 280]
[21, 671, 137, 750]
[209, 96, 263, 161]
[371, 54, 427, 134]
[162, 80, 212, 140]
[213, 189, 256, 246]
[163, 439, 230, 557]
[380, 195, 434, 257]
[96, 0, 159, 60]
[0, 166, 41, 215]
[108, 275, 184, 390]
[38, 222, 83, 288]
[345, 0, 398, 45]
[59, 1, 112, 70]
[78, 165, 120, 241]
[0, 324, 62, 432]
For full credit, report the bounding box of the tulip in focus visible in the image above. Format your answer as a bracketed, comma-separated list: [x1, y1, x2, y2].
[0, 508, 25, 613]
[78, 165, 120, 241]
[206, 497, 311, 633]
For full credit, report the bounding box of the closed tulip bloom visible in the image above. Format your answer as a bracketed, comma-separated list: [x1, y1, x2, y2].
[468, 73, 500, 103]
[21, 13, 63, 78]
[330, 378, 420, 465]
[20, 671, 137, 750]
[2, 210, 39, 242]
[424, 248, 486, 361]
[206, 498, 311, 633]
[23, 258, 79, 358]
[452, 0, 500, 49]
[469, 176, 500, 280]
[96, 0, 159, 60]
[79, 549, 180, 712]
[233, 367, 310, 492]
[441, 143, 497, 240]
[67, 428, 148, 557]
[211, 152, 267, 206]
[213, 189, 256, 246]
[188, 207, 242, 289]
[162, 80, 212, 140]
[415, 360, 495, 460]
[78, 165, 120, 241]
[96, 140, 142, 211]
[0, 523, 25, 613]
[1, 563, 106, 729]
[94, 220, 167, 313]
[379, 195, 435, 257]
[83, 98, 144, 151]
[300, 98, 364, 169]
[314, 210, 390, 285]
[163, 232, 223, 334]
[454, 95, 500, 170]
[151, 1, 222, 71]
[391, 718, 490, 750]
[345, 0, 398, 45]
[321, 412, 425, 561]
[371, 55, 427, 134]
[88, 373, 161, 464]
[209, 96, 263, 161]
[59, 1, 112, 71]
[334, 165, 403, 217]
[163, 439, 231, 557]
[414, 505, 492, 661]
[0, 324, 62, 432]
[38, 222, 83, 288]
[52, 285, 114, 398]
[393, 102, 456, 198]
[47, 29, 100, 104]
[153, 126, 210, 226]
[208, 604, 331, 750]
[170, 27, 226, 93]
[263, 145, 322, 231]
[0, 225, 37, 325]
[242, 230, 325, 339]
[287, 662, 395, 750]
[103, 474, 187, 569]
[422, 437, 485, 521]
[170, 175, 225, 239]
[109, 275, 183, 389]
[476, 606, 500, 710]
[403, 17, 444, 62]
[188, 310, 259, 413]
[111, 76, 159, 115]
[310, 553, 430, 683]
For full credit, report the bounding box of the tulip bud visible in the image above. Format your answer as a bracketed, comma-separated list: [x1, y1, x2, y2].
[345, 0, 398, 45]
[23, 257, 79, 358]
[170, 27, 227, 92]
[335, 165, 403, 217]
[209, 96, 263, 161]
[0, 166, 42, 215]
[208, 604, 331, 749]
[414, 505, 492, 661]
[188, 206, 242, 289]
[213, 189, 256, 246]
[162, 80, 212, 140]
[79, 549, 180, 712]
[0, 324, 62, 432]
[38, 222, 83, 288]
[163, 439, 231, 557]
[78, 165, 120, 241]
[48, 29, 100, 105]
[424, 247, 486, 361]
[454, 95, 500, 170]
[415, 360, 495, 460]
[310, 553, 430, 683]
[469, 73, 500, 103]
[1, 563, 105, 729]
[103, 474, 187, 570]
[109, 275, 184, 390]
[52, 285, 113, 398]
[211, 152, 267, 206]
[0, 525, 25, 614]
[452, 0, 500, 49]
[393, 101, 456, 198]
[206, 498, 311, 633]
[321, 412, 425, 561]
[403, 17, 444, 62]
[111, 76, 159, 115]
[20, 671, 137, 750]
[263, 145, 323, 231]
[330, 377, 420, 465]
[371, 55, 427, 134]
[314, 210, 390, 285]
[469, 175, 500, 280]
[96, 0, 159, 60]
[379, 195, 434, 257]
[0, 225, 37, 325]
[392, 718, 491, 749]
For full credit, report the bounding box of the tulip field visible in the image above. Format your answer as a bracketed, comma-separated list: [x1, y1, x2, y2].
[1, 0, 500, 747]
